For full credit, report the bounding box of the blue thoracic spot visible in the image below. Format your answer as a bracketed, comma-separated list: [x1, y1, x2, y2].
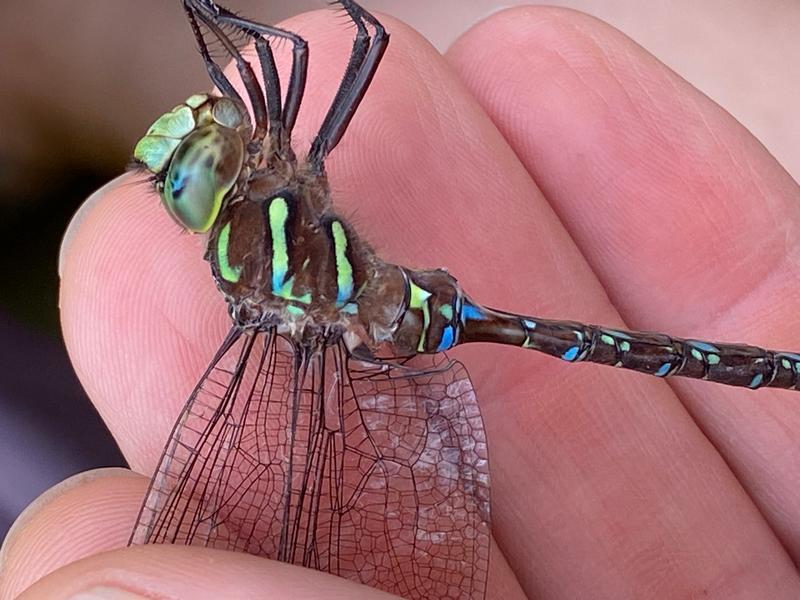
[690, 340, 719, 353]
[749, 373, 764, 388]
[655, 363, 672, 377]
[461, 302, 486, 322]
[437, 326, 455, 352]
[562, 346, 580, 362]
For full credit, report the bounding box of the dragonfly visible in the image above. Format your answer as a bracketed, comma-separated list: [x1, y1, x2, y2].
[128, 1, 800, 599]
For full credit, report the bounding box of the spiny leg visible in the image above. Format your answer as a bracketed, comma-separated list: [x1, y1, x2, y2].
[183, 3, 243, 104]
[184, 0, 270, 146]
[211, 8, 309, 142]
[308, 0, 389, 171]
[312, 3, 371, 152]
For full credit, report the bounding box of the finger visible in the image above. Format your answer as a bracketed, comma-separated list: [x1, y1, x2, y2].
[0, 470, 407, 600]
[17, 545, 398, 600]
[58, 10, 525, 597]
[0, 470, 519, 600]
[0, 475, 519, 598]
[0, 469, 144, 600]
[60, 7, 798, 599]
[448, 1, 800, 569]
[436, 6, 800, 599]
[60, 170, 231, 471]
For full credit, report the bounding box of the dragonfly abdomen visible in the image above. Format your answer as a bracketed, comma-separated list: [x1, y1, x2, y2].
[386, 267, 800, 391]
[458, 306, 800, 391]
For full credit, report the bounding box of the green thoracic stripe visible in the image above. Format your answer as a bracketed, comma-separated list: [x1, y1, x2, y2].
[286, 304, 305, 316]
[418, 301, 431, 352]
[409, 282, 432, 352]
[217, 222, 241, 283]
[269, 197, 289, 293]
[331, 221, 354, 306]
[276, 276, 312, 304]
[267, 197, 313, 305]
[409, 281, 431, 309]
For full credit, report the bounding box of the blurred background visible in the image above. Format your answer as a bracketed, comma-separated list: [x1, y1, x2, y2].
[0, 0, 797, 543]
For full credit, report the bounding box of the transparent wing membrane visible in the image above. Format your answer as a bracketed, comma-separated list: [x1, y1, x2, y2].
[132, 329, 490, 600]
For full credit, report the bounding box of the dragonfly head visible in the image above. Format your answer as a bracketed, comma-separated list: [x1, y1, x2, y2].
[133, 94, 251, 233]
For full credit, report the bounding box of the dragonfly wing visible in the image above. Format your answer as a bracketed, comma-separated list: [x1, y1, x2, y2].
[343, 353, 491, 600]
[131, 331, 490, 600]
[130, 326, 296, 551]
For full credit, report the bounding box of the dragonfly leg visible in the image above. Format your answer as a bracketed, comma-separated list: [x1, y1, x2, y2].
[348, 345, 455, 378]
[212, 10, 309, 141]
[307, 0, 389, 171]
[183, 0, 270, 147]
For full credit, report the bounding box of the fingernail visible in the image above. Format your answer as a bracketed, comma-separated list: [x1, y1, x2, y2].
[69, 586, 148, 600]
[58, 176, 125, 279]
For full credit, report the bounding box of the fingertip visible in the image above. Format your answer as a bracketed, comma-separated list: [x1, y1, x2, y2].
[58, 165, 229, 471]
[0, 469, 145, 600]
[59, 175, 134, 280]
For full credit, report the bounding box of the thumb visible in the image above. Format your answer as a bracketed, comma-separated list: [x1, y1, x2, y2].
[19, 544, 399, 600]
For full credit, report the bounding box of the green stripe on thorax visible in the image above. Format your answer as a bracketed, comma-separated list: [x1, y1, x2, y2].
[269, 196, 290, 293]
[331, 220, 354, 306]
[409, 282, 432, 352]
[217, 222, 241, 283]
[267, 196, 313, 305]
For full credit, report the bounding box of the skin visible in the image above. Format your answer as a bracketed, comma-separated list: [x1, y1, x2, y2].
[1, 6, 799, 599]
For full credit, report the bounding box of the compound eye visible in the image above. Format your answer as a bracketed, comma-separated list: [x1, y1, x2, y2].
[163, 125, 244, 233]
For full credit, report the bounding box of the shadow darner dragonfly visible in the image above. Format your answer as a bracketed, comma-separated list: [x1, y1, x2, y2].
[129, 1, 800, 599]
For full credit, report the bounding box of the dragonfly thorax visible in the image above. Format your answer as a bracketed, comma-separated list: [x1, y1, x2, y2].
[204, 174, 477, 359]
[205, 174, 386, 343]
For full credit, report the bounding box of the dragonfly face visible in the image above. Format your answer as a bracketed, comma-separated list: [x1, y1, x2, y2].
[134, 94, 250, 233]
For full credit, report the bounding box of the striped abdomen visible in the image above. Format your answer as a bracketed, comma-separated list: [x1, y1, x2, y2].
[391, 267, 800, 392]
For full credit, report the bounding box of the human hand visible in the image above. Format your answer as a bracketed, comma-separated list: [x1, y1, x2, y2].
[2, 6, 799, 599]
